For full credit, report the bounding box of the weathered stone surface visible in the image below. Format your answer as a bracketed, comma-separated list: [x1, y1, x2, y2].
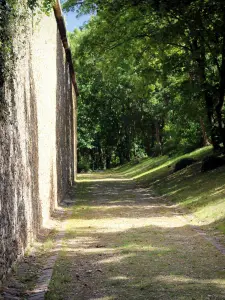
[0, 2, 77, 286]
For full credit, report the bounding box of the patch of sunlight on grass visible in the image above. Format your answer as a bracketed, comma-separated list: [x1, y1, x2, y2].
[167, 188, 186, 196]
[62, 245, 116, 254]
[193, 199, 225, 225]
[65, 235, 98, 246]
[72, 204, 137, 213]
[117, 156, 168, 178]
[110, 276, 129, 281]
[133, 157, 177, 180]
[76, 178, 133, 182]
[179, 195, 203, 207]
[63, 216, 184, 233]
[89, 297, 115, 300]
[155, 275, 225, 286]
[107, 199, 136, 204]
[72, 204, 174, 216]
[119, 243, 172, 252]
[72, 205, 92, 212]
[217, 223, 225, 234]
[41, 238, 54, 251]
[31, 236, 55, 254]
[98, 254, 133, 264]
[189, 145, 213, 158]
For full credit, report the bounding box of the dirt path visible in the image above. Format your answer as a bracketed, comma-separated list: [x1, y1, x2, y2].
[46, 174, 225, 300]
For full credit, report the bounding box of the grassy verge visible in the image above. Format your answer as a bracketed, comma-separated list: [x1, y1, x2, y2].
[114, 146, 225, 233]
[2, 227, 58, 297]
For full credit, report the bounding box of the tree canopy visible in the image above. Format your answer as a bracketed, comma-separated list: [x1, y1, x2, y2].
[64, 0, 225, 171]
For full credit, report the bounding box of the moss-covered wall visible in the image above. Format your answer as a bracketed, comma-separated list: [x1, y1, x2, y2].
[0, 7, 76, 283]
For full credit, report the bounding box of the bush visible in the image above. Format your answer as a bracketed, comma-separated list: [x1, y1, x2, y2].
[173, 158, 196, 172]
[77, 158, 90, 173]
[201, 155, 225, 172]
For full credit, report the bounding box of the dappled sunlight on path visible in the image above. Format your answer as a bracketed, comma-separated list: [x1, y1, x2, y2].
[46, 173, 225, 300]
[75, 172, 132, 182]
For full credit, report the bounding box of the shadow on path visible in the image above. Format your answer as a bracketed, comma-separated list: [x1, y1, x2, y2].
[46, 174, 225, 300]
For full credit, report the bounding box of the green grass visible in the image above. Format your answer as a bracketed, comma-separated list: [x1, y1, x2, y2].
[112, 146, 225, 232]
[76, 146, 225, 233]
[47, 159, 225, 299]
[115, 146, 212, 180]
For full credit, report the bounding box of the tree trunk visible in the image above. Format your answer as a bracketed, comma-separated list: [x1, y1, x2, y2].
[215, 25, 225, 150]
[199, 117, 210, 146]
[105, 150, 112, 169]
[145, 142, 151, 156]
[193, 38, 220, 150]
[155, 121, 162, 156]
[98, 146, 104, 169]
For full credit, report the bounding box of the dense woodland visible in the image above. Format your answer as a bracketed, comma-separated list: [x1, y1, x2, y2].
[63, 0, 225, 171]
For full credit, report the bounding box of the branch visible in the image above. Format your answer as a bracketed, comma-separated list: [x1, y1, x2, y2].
[103, 32, 191, 53]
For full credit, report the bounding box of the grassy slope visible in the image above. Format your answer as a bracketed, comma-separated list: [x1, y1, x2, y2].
[113, 146, 225, 233]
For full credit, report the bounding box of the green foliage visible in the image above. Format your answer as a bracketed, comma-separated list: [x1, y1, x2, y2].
[0, 0, 55, 120]
[28, 0, 55, 13]
[66, 0, 225, 169]
[77, 156, 91, 173]
[0, 0, 12, 118]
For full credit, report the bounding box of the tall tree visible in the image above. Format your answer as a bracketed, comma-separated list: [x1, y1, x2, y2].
[66, 0, 225, 170]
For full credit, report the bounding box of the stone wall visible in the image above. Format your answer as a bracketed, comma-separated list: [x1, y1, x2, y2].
[0, 5, 77, 283]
